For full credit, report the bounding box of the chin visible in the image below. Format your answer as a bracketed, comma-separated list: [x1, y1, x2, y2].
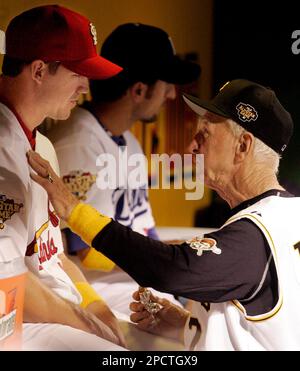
[59, 106, 75, 120]
[141, 115, 158, 124]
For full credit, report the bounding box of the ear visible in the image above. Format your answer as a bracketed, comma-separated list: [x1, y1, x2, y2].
[129, 82, 148, 103]
[30, 60, 48, 84]
[235, 132, 254, 163]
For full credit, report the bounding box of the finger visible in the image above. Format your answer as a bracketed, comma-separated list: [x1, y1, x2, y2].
[28, 154, 49, 178]
[27, 150, 50, 168]
[27, 151, 59, 179]
[28, 153, 60, 184]
[30, 171, 51, 188]
[129, 301, 145, 313]
[132, 291, 140, 301]
[27, 151, 48, 174]
[30, 172, 56, 195]
[130, 310, 151, 324]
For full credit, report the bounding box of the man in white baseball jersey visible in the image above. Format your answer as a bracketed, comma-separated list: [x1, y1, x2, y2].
[0, 5, 127, 350]
[29, 79, 300, 350]
[49, 23, 201, 315]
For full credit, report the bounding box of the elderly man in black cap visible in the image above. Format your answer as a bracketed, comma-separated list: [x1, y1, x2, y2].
[28, 79, 300, 351]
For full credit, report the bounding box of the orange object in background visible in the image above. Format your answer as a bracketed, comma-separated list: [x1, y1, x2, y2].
[0, 258, 27, 350]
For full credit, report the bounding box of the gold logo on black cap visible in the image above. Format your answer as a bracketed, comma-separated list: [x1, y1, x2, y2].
[236, 103, 258, 123]
[90, 23, 97, 45]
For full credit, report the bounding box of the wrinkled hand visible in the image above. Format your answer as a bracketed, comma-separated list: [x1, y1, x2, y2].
[130, 289, 190, 342]
[27, 150, 79, 221]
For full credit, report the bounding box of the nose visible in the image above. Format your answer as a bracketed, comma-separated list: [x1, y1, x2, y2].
[187, 138, 199, 155]
[79, 76, 89, 94]
[166, 84, 176, 100]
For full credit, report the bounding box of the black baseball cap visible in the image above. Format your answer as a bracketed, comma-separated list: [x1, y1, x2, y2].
[101, 23, 201, 85]
[183, 79, 294, 154]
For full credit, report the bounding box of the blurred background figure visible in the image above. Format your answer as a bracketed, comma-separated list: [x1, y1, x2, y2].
[48, 23, 201, 315]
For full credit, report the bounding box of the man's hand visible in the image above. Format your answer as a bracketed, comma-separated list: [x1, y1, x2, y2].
[70, 302, 125, 347]
[130, 289, 190, 342]
[59, 253, 126, 347]
[27, 150, 79, 221]
[86, 301, 126, 348]
[24, 272, 126, 348]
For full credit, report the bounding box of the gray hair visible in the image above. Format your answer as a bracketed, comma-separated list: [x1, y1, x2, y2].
[227, 119, 281, 174]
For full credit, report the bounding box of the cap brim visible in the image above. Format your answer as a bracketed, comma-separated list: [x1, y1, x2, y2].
[183, 93, 231, 118]
[159, 57, 201, 85]
[62, 55, 123, 80]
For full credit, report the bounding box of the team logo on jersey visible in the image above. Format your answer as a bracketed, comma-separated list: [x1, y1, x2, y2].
[186, 237, 221, 257]
[63, 171, 97, 201]
[26, 221, 59, 270]
[112, 188, 148, 227]
[90, 23, 98, 45]
[0, 194, 23, 230]
[48, 203, 59, 228]
[236, 103, 258, 123]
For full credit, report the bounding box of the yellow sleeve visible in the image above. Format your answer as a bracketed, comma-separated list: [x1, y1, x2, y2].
[67, 203, 112, 246]
[75, 281, 103, 308]
[82, 247, 115, 272]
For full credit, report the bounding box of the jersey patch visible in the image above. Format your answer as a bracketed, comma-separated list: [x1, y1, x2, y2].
[0, 194, 23, 230]
[186, 237, 222, 257]
[62, 171, 97, 201]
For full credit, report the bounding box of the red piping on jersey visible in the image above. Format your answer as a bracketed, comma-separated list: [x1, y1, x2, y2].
[0, 96, 36, 150]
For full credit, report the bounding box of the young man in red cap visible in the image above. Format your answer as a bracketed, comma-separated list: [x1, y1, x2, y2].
[0, 5, 126, 350]
[49, 23, 201, 316]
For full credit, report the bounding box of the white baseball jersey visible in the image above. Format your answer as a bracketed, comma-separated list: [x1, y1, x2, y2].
[0, 102, 81, 304]
[49, 106, 156, 236]
[47, 107, 180, 316]
[188, 195, 300, 351]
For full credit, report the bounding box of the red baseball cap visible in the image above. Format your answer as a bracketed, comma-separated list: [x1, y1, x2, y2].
[5, 5, 122, 80]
